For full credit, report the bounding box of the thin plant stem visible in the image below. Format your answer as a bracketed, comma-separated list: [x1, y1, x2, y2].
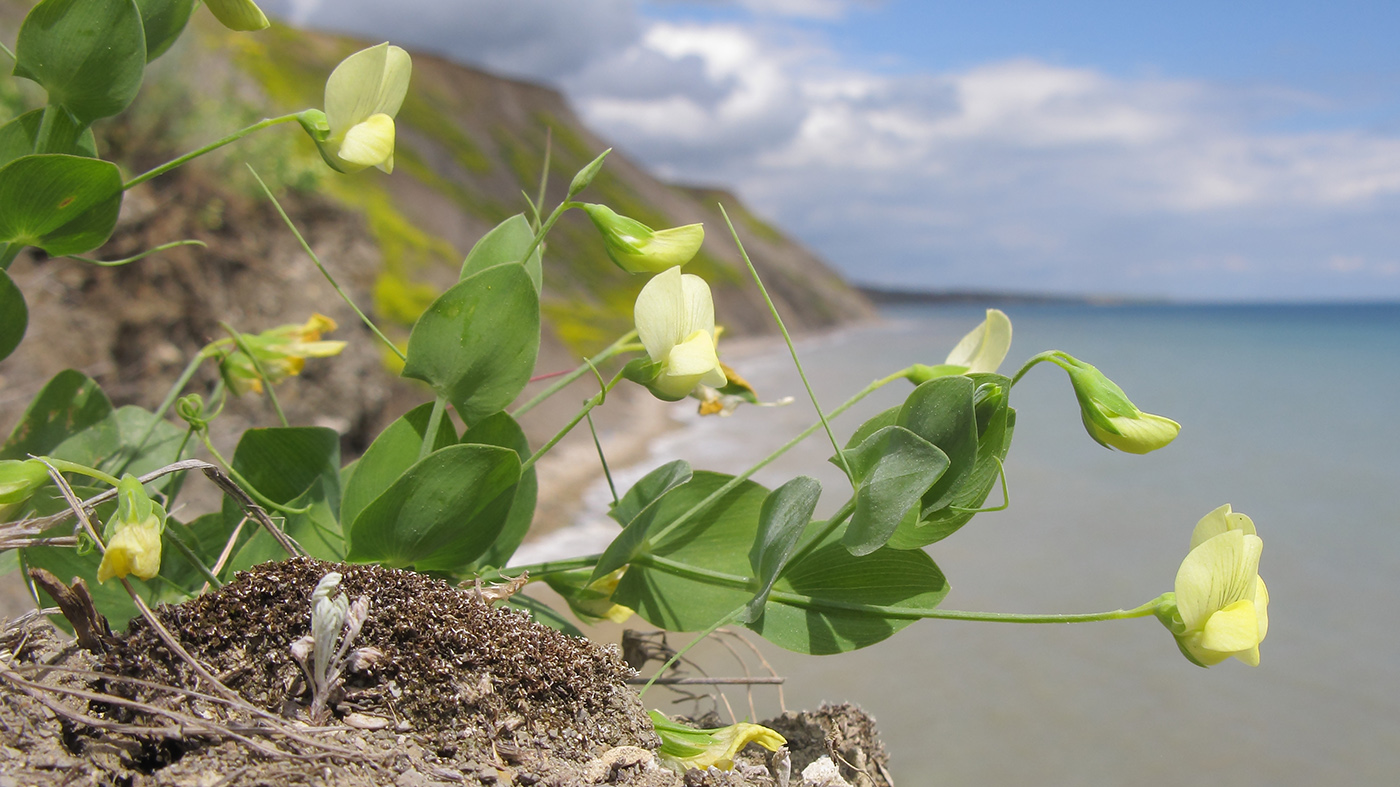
[720, 205, 852, 484]
[586, 411, 619, 507]
[532, 128, 552, 231]
[66, 239, 207, 266]
[39, 458, 120, 488]
[1009, 350, 1063, 388]
[511, 331, 638, 418]
[520, 370, 625, 473]
[518, 198, 580, 271]
[638, 608, 742, 699]
[197, 432, 309, 515]
[419, 395, 448, 461]
[0, 39, 14, 62]
[123, 114, 302, 190]
[246, 166, 406, 361]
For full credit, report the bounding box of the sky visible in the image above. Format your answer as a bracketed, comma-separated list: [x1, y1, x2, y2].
[258, 0, 1400, 301]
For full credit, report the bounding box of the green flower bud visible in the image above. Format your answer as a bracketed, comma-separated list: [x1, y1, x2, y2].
[1049, 352, 1180, 453]
[96, 475, 166, 583]
[568, 148, 611, 198]
[204, 0, 269, 31]
[0, 459, 49, 506]
[580, 203, 704, 274]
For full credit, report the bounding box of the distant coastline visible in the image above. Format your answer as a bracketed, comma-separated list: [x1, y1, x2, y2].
[856, 284, 1164, 307]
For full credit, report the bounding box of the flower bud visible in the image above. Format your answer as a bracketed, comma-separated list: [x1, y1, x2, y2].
[568, 149, 611, 198]
[219, 313, 346, 396]
[0, 459, 49, 506]
[96, 475, 166, 583]
[1050, 352, 1179, 453]
[205, 0, 269, 31]
[580, 204, 704, 274]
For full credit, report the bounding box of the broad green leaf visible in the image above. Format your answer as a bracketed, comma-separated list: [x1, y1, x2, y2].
[51, 405, 188, 493]
[897, 375, 978, 514]
[842, 405, 899, 452]
[0, 108, 98, 167]
[459, 213, 543, 292]
[14, 0, 146, 125]
[0, 270, 26, 363]
[611, 472, 768, 631]
[889, 379, 1015, 548]
[339, 402, 457, 534]
[401, 264, 540, 428]
[836, 425, 947, 556]
[224, 427, 341, 514]
[346, 444, 520, 572]
[748, 530, 948, 654]
[134, 0, 196, 61]
[1, 370, 112, 460]
[465, 411, 537, 570]
[738, 476, 821, 624]
[0, 154, 123, 255]
[609, 459, 693, 527]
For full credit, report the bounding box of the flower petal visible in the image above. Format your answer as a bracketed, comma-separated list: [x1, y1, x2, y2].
[1175, 530, 1260, 631]
[1200, 598, 1261, 653]
[1190, 503, 1256, 550]
[338, 114, 396, 169]
[944, 308, 1012, 374]
[634, 267, 687, 362]
[325, 43, 411, 136]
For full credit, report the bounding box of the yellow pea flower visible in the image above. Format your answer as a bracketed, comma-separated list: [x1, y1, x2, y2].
[1158, 504, 1269, 667]
[633, 267, 727, 400]
[649, 710, 787, 772]
[96, 476, 166, 583]
[311, 43, 412, 174]
[218, 313, 347, 396]
[581, 203, 704, 274]
[1053, 351, 1179, 453]
[905, 308, 1013, 383]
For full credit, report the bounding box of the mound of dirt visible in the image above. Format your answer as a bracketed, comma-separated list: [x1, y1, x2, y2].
[0, 558, 892, 786]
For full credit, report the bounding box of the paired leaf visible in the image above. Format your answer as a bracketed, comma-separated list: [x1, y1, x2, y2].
[748, 529, 949, 654]
[0, 155, 123, 256]
[738, 476, 820, 623]
[133, 0, 196, 61]
[609, 459, 693, 527]
[458, 213, 542, 292]
[897, 375, 979, 514]
[0, 109, 98, 166]
[401, 264, 540, 428]
[835, 425, 947, 556]
[0, 271, 26, 363]
[339, 402, 457, 534]
[14, 0, 146, 125]
[464, 411, 537, 570]
[345, 444, 520, 572]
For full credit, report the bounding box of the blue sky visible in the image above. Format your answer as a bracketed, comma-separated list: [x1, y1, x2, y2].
[260, 0, 1400, 300]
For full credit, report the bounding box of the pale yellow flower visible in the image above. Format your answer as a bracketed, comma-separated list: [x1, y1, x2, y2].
[634, 267, 726, 400]
[581, 204, 704, 274]
[219, 313, 346, 396]
[96, 476, 165, 583]
[1165, 504, 1269, 667]
[321, 43, 411, 173]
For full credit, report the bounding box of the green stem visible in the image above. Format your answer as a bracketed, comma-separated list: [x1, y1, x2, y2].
[67, 239, 207, 267]
[520, 370, 625, 474]
[419, 396, 447, 461]
[784, 497, 856, 569]
[720, 205, 852, 483]
[197, 432, 310, 515]
[32, 104, 58, 154]
[0, 39, 14, 63]
[638, 607, 742, 698]
[637, 552, 1169, 624]
[246, 166, 406, 361]
[164, 530, 223, 589]
[39, 458, 121, 488]
[586, 411, 619, 507]
[518, 199, 580, 270]
[478, 553, 602, 583]
[1009, 350, 1064, 388]
[224, 323, 288, 427]
[123, 114, 302, 191]
[512, 331, 636, 418]
[647, 368, 912, 547]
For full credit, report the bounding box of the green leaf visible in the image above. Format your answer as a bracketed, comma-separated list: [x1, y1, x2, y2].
[738, 476, 821, 624]
[133, 0, 196, 61]
[888, 378, 1016, 548]
[339, 402, 457, 535]
[401, 265, 540, 429]
[0, 154, 123, 255]
[227, 478, 344, 570]
[836, 425, 947, 556]
[897, 375, 978, 514]
[747, 530, 948, 654]
[842, 405, 899, 452]
[224, 427, 342, 513]
[345, 444, 520, 572]
[14, 0, 146, 125]
[0, 108, 99, 167]
[0, 270, 26, 363]
[1, 370, 112, 460]
[459, 213, 542, 293]
[47, 405, 188, 494]
[610, 472, 768, 631]
[465, 411, 537, 570]
[609, 459, 692, 527]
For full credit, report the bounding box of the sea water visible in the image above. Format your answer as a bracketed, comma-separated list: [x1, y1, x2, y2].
[551, 303, 1400, 785]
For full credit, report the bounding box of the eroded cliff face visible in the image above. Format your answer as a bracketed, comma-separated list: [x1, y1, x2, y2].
[0, 14, 873, 468]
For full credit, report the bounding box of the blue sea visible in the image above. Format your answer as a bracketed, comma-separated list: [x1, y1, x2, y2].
[589, 302, 1400, 785]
